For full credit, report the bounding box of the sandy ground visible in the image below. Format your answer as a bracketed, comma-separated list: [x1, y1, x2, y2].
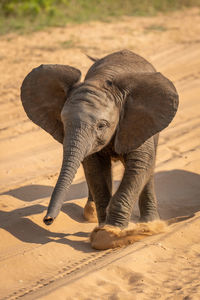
[0, 7, 200, 300]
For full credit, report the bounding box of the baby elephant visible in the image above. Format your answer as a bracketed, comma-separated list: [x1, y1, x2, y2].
[21, 50, 178, 249]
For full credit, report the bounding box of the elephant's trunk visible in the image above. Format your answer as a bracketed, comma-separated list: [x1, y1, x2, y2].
[44, 124, 90, 225]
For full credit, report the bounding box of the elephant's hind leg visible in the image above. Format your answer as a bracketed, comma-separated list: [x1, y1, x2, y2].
[83, 190, 98, 222]
[139, 175, 160, 222]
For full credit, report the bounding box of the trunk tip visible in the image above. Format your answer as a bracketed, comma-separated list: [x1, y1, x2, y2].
[43, 215, 54, 225]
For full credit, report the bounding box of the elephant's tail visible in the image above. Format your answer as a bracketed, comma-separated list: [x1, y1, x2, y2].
[86, 54, 99, 62]
[90, 220, 167, 250]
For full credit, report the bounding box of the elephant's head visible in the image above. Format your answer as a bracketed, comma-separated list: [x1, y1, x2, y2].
[21, 60, 178, 225]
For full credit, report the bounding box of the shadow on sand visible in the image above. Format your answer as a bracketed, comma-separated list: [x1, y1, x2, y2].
[1, 181, 88, 202]
[0, 169, 200, 251]
[0, 181, 92, 252]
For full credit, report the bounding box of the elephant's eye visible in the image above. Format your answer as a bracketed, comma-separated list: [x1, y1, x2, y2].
[97, 120, 108, 131]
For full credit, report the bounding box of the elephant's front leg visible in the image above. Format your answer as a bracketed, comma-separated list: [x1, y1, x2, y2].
[90, 141, 167, 250]
[139, 175, 160, 222]
[106, 143, 156, 228]
[83, 153, 112, 224]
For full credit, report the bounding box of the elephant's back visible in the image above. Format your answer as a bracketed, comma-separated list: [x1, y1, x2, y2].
[85, 50, 156, 81]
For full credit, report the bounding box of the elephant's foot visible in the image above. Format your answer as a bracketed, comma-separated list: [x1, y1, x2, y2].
[83, 201, 98, 223]
[139, 212, 160, 223]
[90, 220, 167, 250]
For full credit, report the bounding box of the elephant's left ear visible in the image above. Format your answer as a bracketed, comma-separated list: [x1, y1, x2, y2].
[114, 72, 179, 153]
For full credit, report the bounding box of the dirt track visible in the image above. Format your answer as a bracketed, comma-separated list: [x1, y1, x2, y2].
[0, 8, 200, 299]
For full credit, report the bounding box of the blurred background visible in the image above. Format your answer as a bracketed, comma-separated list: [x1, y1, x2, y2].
[0, 0, 200, 35]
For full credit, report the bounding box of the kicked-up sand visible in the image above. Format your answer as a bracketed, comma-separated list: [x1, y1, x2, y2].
[0, 7, 200, 300]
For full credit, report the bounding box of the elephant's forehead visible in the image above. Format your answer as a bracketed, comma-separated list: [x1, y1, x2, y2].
[61, 85, 118, 124]
[65, 83, 116, 114]
[69, 83, 107, 104]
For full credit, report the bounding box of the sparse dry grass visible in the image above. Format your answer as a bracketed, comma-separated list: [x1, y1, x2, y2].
[0, 0, 200, 35]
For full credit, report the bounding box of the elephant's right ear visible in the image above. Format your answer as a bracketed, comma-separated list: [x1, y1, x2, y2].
[21, 64, 81, 143]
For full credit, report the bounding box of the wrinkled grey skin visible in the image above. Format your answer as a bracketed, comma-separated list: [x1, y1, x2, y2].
[21, 50, 179, 228]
